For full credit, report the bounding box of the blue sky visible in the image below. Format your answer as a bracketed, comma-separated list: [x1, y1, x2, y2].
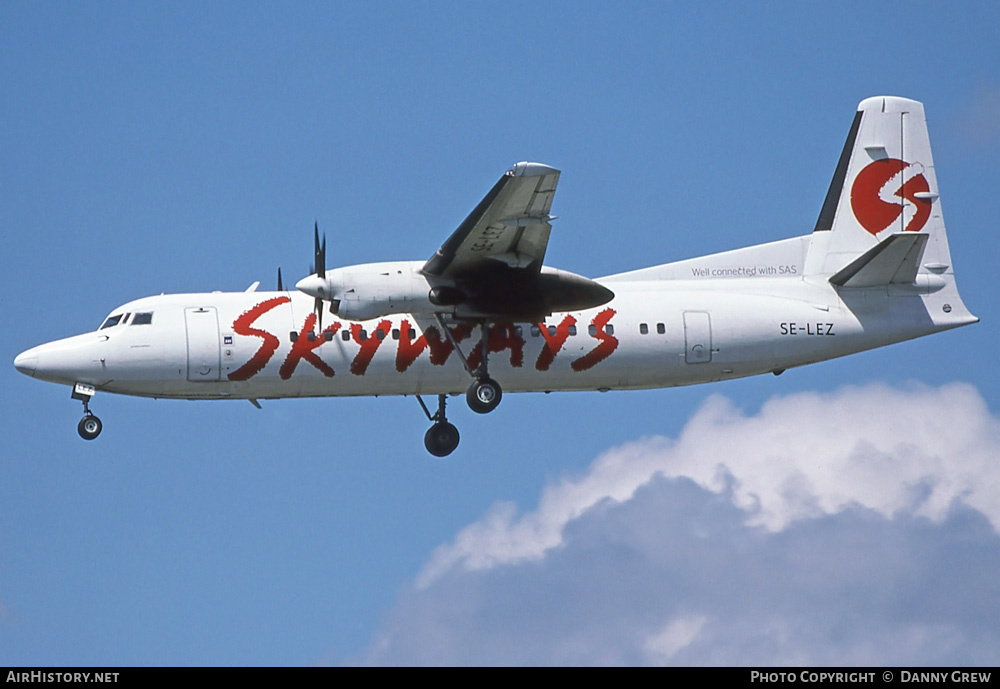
[2, 2, 998, 665]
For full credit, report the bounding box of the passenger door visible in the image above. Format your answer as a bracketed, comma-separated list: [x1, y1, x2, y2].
[184, 307, 221, 381]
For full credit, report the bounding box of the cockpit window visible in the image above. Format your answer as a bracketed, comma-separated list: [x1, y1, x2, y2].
[100, 314, 123, 329]
[131, 312, 153, 325]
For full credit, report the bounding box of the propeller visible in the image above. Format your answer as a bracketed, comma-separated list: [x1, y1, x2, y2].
[313, 222, 326, 331]
[277, 266, 284, 292]
[296, 222, 337, 332]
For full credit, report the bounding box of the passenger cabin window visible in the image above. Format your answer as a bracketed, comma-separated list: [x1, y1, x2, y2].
[131, 312, 153, 325]
[388, 328, 417, 342]
[639, 323, 648, 335]
[568, 325, 577, 336]
[657, 323, 665, 335]
[100, 314, 123, 329]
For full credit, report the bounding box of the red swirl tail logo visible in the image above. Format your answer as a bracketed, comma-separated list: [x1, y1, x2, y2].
[850, 158, 932, 236]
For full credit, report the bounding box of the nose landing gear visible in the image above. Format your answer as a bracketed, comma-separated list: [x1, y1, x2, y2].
[77, 413, 102, 441]
[417, 394, 460, 457]
[72, 383, 102, 441]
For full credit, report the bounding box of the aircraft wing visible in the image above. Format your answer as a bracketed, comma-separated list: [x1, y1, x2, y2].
[420, 162, 612, 320]
[422, 162, 560, 278]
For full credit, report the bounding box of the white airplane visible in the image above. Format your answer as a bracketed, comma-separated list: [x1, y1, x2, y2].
[14, 96, 977, 456]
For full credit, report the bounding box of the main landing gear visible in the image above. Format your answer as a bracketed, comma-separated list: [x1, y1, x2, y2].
[71, 383, 102, 440]
[467, 377, 502, 414]
[433, 314, 503, 415]
[416, 317, 506, 457]
[417, 394, 460, 457]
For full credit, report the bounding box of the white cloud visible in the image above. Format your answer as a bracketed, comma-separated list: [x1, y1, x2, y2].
[359, 383, 1000, 665]
[644, 614, 707, 660]
[418, 382, 999, 588]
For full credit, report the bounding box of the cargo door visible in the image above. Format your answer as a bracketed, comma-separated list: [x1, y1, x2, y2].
[684, 311, 712, 364]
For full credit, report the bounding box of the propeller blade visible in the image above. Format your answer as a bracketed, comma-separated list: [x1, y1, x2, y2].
[277, 266, 284, 292]
[311, 222, 328, 332]
[314, 221, 326, 277]
[313, 223, 320, 271]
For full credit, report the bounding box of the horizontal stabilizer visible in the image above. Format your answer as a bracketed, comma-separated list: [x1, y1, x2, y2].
[829, 233, 928, 288]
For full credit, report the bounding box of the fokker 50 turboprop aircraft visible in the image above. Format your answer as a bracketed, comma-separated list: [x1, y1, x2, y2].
[14, 97, 978, 456]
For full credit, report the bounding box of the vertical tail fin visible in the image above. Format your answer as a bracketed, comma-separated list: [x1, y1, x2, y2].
[805, 96, 952, 278]
[806, 96, 976, 331]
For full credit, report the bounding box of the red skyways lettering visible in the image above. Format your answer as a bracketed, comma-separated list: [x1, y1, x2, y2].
[536, 315, 577, 371]
[230, 302, 620, 381]
[279, 313, 342, 379]
[425, 323, 474, 366]
[349, 320, 393, 376]
[467, 322, 525, 371]
[394, 320, 473, 372]
[228, 297, 290, 381]
[572, 308, 618, 372]
[395, 321, 524, 373]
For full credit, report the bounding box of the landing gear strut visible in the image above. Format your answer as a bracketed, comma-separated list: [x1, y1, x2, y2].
[433, 314, 503, 415]
[418, 394, 460, 457]
[72, 383, 102, 441]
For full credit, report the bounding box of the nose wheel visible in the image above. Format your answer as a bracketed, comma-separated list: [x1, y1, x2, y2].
[417, 394, 460, 457]
[77, 413, 103, 441]
[71, 383, 102, 440]
[424, 419, 460, 457]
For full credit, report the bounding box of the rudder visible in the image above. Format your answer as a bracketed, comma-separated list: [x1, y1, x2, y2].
[805, 96, 952, 279]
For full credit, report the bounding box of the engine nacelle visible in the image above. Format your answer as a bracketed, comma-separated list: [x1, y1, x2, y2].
[322, 261, 438, 322]
[297, 259, 613, 323]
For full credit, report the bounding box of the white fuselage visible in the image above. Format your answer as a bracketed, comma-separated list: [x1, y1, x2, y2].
[14, 263, 972, 402]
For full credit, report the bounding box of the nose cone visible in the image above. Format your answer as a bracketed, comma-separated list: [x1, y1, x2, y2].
[14, 348, 39, 377]
[14, 333, 105, 385]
